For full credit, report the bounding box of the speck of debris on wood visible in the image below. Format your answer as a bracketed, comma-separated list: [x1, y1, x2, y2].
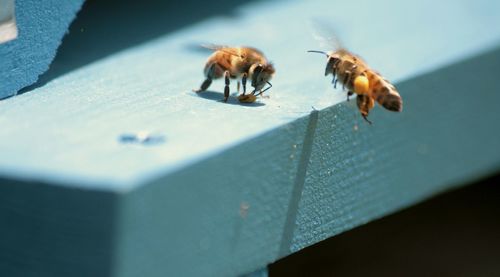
[119, 131, 166, 146]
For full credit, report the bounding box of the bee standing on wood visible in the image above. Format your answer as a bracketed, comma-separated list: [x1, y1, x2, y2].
[308, 28, 402, 123]
[193, 45, 275, 103]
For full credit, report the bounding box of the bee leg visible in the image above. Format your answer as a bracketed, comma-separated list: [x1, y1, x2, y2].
[237, 81, 241, 93]
[343, 71, 352, 91]
[332, 66, 338, 88]
[347, 91, 354, 101]
[241, 73, 248, 95]
[362, 114, 373, 125]
[194, 63, 216, 93]
[357, 94, 374, 125]
[194, 79, 212, 93]
[224, 70, 230, 102]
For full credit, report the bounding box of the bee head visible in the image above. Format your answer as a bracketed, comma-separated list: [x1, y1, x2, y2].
[251, 63, 275, 91]
[324, 56, 339, 76]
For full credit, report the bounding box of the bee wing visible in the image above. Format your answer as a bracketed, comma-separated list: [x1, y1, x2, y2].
[309, 19, 344, 51]
[200, 44, 241, 57]
[200, 43, 229, 51]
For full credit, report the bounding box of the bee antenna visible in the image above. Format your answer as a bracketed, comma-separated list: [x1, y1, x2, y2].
[307, 50, 328, 56]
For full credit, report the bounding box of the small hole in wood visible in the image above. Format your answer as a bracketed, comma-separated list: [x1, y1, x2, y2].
[119, 131, 166, 146]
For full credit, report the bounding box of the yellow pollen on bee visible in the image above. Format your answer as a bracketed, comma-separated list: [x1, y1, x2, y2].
[238, 94, 257, 103]
[354, 75, 369, 94]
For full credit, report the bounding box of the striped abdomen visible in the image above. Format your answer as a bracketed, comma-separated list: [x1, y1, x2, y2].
[366, 71, 403, 112]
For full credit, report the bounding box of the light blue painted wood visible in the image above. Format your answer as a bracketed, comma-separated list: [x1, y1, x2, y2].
[113, 116, 313, 277]
[0, 178, 117, 277]
[0, 0, 84, 98]
[243, 267, 268, 277]
[1, 0, 500, 276]
[0, 0, 499, 190]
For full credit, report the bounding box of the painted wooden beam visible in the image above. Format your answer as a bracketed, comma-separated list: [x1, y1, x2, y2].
[0, 0, 83, 99]
[1, 0, 500, 276]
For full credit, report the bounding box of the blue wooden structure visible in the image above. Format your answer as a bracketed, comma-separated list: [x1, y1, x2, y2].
[1, 0, 500, 276]
[0, 0, 83, 99]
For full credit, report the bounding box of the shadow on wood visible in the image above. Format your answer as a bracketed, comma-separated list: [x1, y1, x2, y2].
[192, 90, 266, 107]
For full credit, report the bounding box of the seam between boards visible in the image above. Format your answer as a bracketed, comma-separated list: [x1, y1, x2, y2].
[278, 109, 319, 257]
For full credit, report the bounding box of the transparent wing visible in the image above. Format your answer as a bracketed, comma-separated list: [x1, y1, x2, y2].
[200, 44, 240, 57]
[200, 43, 229, 51]
[309, 19, 343, 51]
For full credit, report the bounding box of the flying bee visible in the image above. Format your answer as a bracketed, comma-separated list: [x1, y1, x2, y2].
[193, 45, 275, 103]
[308, 28, 402, 123]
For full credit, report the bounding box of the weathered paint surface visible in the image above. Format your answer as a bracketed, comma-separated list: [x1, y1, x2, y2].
[0, 0, 500, 276]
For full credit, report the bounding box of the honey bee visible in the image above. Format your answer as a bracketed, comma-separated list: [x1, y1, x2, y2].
[193, 45, 275, 103]
[308, 31, 402, 123]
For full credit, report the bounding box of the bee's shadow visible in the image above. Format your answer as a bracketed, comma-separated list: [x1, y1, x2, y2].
[191, 90, 266, 107]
